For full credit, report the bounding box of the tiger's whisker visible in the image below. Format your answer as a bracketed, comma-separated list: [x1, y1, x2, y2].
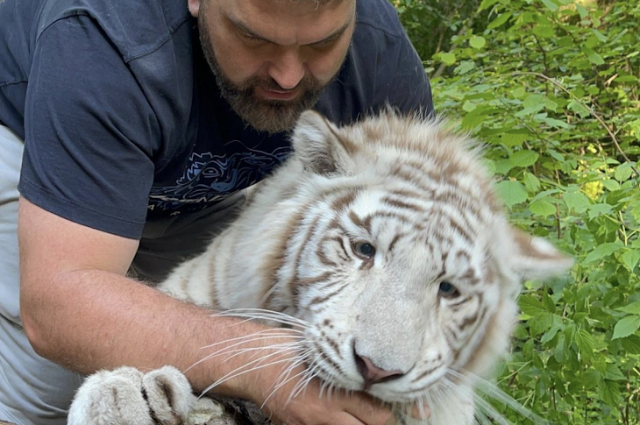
[262, 359, 312, 408]
[212, 308, 310, 329]
[446, 368, 546, 424]
[199, 328, 303, 350]
[186, 339, 302, 372]
[290, 358, 322, 398]
[201, 353, 298, 395]
[200, 342, 302, 367]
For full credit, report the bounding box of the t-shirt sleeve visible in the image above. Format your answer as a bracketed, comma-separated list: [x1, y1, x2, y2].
[373, 30, 434, 117]
[19, 15, 159, 239]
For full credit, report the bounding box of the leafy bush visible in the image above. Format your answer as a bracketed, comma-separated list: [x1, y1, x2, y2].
[396, 0, 640, 423]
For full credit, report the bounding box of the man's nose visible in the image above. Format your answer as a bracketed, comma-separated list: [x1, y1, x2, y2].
[267, 48, 305, 90]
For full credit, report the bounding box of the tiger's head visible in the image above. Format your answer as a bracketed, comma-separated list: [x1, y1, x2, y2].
[258, 110, 573, 410]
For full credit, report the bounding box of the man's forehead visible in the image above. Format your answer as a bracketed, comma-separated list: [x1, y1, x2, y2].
[220, 0, 356, 46]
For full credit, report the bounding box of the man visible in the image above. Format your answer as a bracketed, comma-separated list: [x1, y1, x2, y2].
[0, 0, 433, 423]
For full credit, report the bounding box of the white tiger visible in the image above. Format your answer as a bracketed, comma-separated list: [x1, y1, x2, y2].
[68, 110, 573, 425]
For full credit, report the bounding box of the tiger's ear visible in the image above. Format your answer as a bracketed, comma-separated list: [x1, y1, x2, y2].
[291, 110, 356, 175]
[503, 226, 574, 281]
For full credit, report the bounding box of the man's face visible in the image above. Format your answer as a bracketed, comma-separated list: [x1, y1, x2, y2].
[190, 0, 356, 134]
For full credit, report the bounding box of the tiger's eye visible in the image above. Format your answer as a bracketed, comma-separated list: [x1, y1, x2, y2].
[353, 241, 376, 258]
[439, 281, 461, 298]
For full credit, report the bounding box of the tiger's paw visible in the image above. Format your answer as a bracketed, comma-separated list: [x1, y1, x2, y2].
[68, 365, 196, 425]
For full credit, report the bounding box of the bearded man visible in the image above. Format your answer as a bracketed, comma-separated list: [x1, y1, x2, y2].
[0, 0, 433, 424]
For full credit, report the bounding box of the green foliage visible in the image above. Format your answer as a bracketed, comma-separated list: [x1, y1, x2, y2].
[396, 0, 640, 423]
[392, 0, 487, 60]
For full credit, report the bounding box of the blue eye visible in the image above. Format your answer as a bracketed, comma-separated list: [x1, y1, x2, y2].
[353, 241, 376, 258]
[439, 281, 460, 298]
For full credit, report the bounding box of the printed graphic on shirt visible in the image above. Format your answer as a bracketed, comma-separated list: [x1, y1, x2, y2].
[148, 141, 291, 214]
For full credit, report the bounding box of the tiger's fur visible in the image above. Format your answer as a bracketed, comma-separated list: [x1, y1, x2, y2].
[70, 110, 573, 425]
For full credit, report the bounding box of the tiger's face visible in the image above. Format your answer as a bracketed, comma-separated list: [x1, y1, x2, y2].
[288, 187, 511, 405]
[265, 111, 572, 406]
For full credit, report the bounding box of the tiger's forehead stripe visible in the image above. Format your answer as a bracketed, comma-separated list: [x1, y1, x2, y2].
[308, 284, 350, 312]
[289, 213, 324, 306]
[316, 238, 340, 267]
[381, 195, 427, 214]
[387, 232, 406, 253]
[348, 210, 370, 234]
[260, 209, 305, 310]
[282, 187, 364, 309]
[362, 211, 426, 234]
[392, 170, 489, 224]
[206, 244, 219, 308]
[330, 188, 359, 211]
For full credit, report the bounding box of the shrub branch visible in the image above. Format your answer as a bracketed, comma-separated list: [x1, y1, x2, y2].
[512, 71, 640, 181]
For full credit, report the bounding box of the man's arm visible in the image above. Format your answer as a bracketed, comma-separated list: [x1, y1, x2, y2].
[18, 197, 396, 425]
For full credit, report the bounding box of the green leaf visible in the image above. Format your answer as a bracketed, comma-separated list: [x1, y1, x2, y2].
[563, 191, 590, 213]
[487, 12, 512, 29]
[470, 36, 486, 49]
[439, 52, 456, 65]
[590, 29, 608, 43]
[542, 117, 571, 129]
[495, 180, 529, 208]
[530, 312, 554, 336]
[620, 335, 640, 354]
[568, 100, 591, 117]
[615, 75, 638, 83]
[602, 179, 620, 191]
[554, 334, 565, 362]
[582, 47, 605, 65]
[605, 364, 626, 381]
[615, 163, 634, 182]
[523, 172, 541, 192]
[519, 295, 545, 316]
[540, 0, 559, 12]
[621, 249, 640, 271]
[576, 3, 588, 18]
[532, 24, 555, 38]
[501, 132, 529, 147]
[583, 242, 622, 264]
[612, 315, 640, 340]
[479, 0, 500, 11]
[575, 328, 595, 360]
[511, 87, 526, 99]
[523, 94, 545, 109]
[454, 61, 475, 75]
[493, 158, 514, 175]
[529, 199, 556, 217]
[617, 301, 640, 315]
[541, 324, 563, 344]
[542, 292, 556, 313]
[587, 203, 612, 219]
[510, 150, 539, 168]
[461, 106, 491, 130]
[598, 379, 621, 406]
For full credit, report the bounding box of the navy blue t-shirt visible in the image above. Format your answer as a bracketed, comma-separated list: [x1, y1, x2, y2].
[0, 0, 433, 239]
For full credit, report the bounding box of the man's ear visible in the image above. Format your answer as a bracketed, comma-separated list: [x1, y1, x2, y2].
[188, 0, 201, 17]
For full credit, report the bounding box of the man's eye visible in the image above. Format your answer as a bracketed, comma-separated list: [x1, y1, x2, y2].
[311, 38, 338, 50]
[241, 33, 261, 42]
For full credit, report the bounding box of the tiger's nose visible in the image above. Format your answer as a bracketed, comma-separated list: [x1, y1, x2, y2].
[354, 350, 404, 388]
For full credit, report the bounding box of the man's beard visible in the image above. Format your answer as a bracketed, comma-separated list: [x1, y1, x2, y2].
[199, 16, 329, 134]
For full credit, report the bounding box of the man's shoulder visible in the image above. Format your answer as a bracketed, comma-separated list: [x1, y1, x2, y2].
[355, 0, 406, 39]
[37, 0, 191, 62]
